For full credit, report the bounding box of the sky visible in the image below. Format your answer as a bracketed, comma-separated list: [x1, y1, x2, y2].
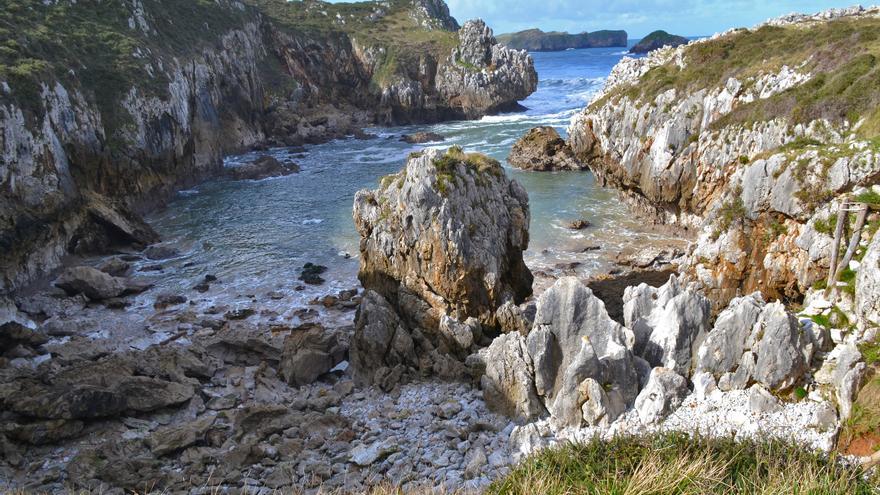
[437, 0, 864, 38]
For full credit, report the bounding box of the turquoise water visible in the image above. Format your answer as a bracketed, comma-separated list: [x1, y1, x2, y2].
[145, 47, 675, 306]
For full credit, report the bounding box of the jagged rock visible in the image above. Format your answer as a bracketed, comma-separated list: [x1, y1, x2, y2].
[623, 275, 710, 375]
[349, 291, 417, 389]
[98, 257, 132, 277]
[299, 263, 328, 285]
[436, 20, 538, 118]
[0, 298, 46, 350]
[400, 132, 445, 144]
[857, 231, 880, 327]
[815, 344, 866, 420]
[438, 315, 478, 350]
[748, 384, 782, 414]
[352, 147, 532, 384]
[634, 367, 689, 424]
[226, 155, 300, 181]
[752, 302, 813, 390]
[349, 440, 399, 466]
[507, 127, 584, 171]
[696, 298, 813, 391]
[280, 326, 346, 386]
[148, 414, 217, 456]
[494, 300, 532, 335]
[527, 277, 639, 427]
[692, 371, 717, 399]
[696, 293, 764, 374]
[4, 419, 85, 445]
[54, 266, 127, 300]
[475, 332, 544, 421]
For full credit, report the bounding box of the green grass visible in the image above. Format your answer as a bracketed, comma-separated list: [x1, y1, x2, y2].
[712, 189, 747, 239]
[854, 190, 880, 205]
[432, 146, 503, 196]
[596, 17, 880, 142]
[489, 433, 878, 494]
[861, 339, 880, 367]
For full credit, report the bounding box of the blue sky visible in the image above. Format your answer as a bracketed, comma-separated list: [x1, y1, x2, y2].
[434, 0, 863, 38]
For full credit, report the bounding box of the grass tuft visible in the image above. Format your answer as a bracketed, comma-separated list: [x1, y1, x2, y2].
[489, 433, 878, 494]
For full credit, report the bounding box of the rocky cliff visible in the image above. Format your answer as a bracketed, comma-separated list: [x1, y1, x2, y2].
[568, 6, 880, 312]
[351, 147, 533, 389]
[497, 29, 628, 52]
[0, 0, 536, 292]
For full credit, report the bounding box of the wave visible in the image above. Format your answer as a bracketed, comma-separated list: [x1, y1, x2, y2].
[302, 218, 324, 225]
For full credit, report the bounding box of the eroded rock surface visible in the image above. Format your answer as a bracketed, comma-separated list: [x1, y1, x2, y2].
[351, 147, 532, 388]
[507, 126, 584, 171]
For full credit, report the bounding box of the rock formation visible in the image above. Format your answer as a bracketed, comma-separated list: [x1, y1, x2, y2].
[497, 29, 627, 52]
[507, 127, 585, 171]
[351, 147, 532, 389]
[0, 1, 537, 293]
[567, 7, 880, 309]
[629, 30, 689, 54]
[436, 20, 538, 117]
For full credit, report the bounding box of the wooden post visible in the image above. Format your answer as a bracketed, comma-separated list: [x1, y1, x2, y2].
[826, 203, 847, 290]
[829, 203, 869, 299]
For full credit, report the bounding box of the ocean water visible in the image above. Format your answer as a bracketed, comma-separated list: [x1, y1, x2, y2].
[143, 46, 674, 308]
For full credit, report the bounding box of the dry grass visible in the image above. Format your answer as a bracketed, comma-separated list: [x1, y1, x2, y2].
[488, 433, 879, 495]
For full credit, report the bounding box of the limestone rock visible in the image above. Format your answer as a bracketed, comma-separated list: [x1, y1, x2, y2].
[436, 20, 538, 118]
[856, 231, 880, 327]
[527, 277, 639, 427]
[349, 291, 417, 389]
[352, 147, 532, 384]
[634, 367, 689, 424]
[815, 344, 866, 420]
[400, 132, 445, 144]
[696, 294, 764, 375]
[623, 275, 710, 375]
[507, 127, 584, 171]
[476, 332, 544, 421]
[148, 414, 217, 456]
[752, 302, 813, 390]
[54, 266, 127, 300]
[748, 384, 782, 414]
[697, 297, 813, 392]
[280, 326, 346, 387]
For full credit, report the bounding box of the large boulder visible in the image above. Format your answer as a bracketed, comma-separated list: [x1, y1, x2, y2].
[473, 332, 544, 421]
[349, 290, 418, 390]
[507, 127, 584, 171]
[622, 275, 711, 375]
[1, 297, 46, 351]
[351, 147, 532, 387]
[634, 367, 690, 424]
[226, 155, 299, 181]
[815, 344, 866, 420]
[436, 20, 538, 117]
[696, 298, 814, 391]
[526, 277, 640, 427]
[856, 231, 880, 328]
[280, 326, 346, 387]
[54, 266, 127, 300]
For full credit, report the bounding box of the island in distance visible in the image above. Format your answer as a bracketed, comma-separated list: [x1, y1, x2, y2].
[629, 29, 689, 53]
[497, 28, 627, 51]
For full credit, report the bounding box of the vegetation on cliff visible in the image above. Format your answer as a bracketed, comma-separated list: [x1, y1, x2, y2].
[497, 28, 627, 51]
[608, 17, 880, 139]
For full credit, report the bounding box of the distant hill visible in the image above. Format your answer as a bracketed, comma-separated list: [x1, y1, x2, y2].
[497, 28, 627, 51]
[629, 30, 689, 53]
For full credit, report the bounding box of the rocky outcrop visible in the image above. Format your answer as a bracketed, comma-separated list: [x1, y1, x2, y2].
[623, 275, 711, 375]
[507, 127, 585, 171]
[567, 8, 880, 309]
[225, 156, 300, 181]
[351, 147, 532, 388]
[629, 30, 688, 54]
[633, 367, 689, 423]
[696, 296, 815, 391]
[436, 20, 538, 118]
[475, 277, 641, 428]
[1, 1, 537, 293]
[496, 29, 627, 52]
